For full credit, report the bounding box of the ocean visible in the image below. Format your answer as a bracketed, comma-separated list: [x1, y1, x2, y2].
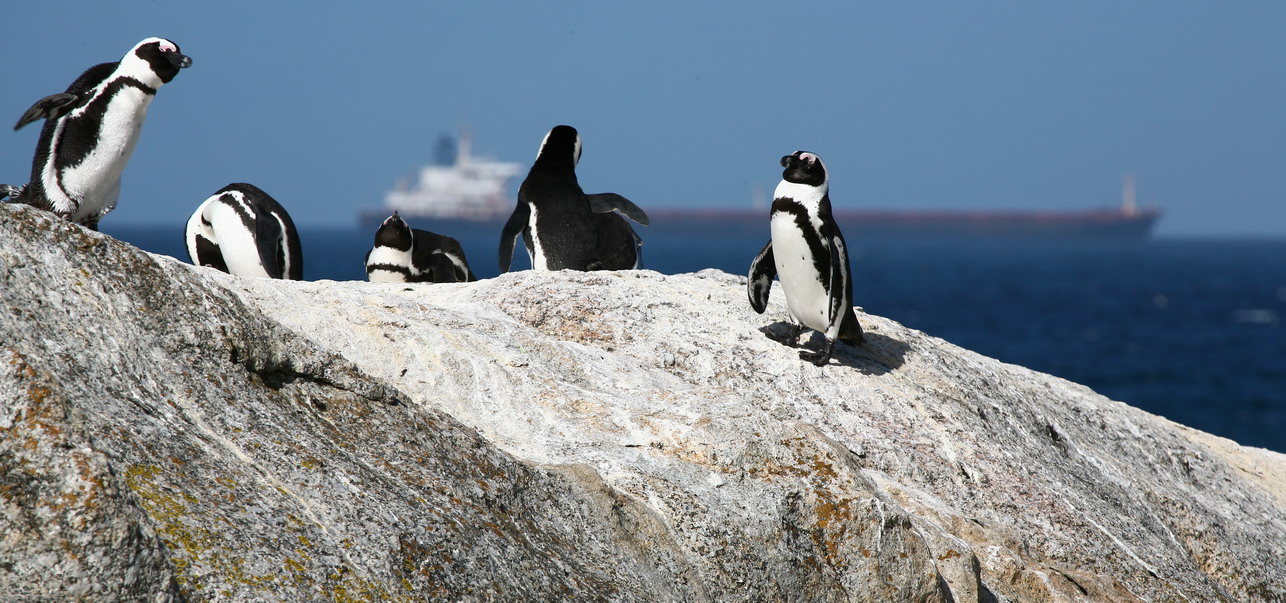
[104, 221, 1286, 453]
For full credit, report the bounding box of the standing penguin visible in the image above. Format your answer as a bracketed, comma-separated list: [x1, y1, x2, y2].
[1, 38, 191, 230]
[365, 212, 476, 283]
[184, 183, 303, 280]
[498, 125, 649, 272]
[747, 151, 864, 366]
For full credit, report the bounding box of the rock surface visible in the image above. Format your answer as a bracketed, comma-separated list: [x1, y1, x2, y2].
[2, 203, 1284, 602]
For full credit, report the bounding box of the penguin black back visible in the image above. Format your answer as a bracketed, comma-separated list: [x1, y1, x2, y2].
[498, 125, 648, 272]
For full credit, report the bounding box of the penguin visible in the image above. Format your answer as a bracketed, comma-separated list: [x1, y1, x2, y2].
[747, 151, 864, 366]
[184, 183, 304, 280]
[365, 212, 476, 283]
[2, 38, 191, 230]
[498, 125, 649, 272]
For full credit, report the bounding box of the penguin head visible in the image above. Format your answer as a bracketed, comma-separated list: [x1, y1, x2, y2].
[124, 38, 192, 86]
[533, 125, 582, 172]
[374, 212, 414, 251]
[780, 151, 828, 188]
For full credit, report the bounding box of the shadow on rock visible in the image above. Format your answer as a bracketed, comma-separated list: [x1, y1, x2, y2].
[760, 322, 909, 375]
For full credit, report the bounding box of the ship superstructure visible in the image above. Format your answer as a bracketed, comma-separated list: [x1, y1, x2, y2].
[370, 129, 522, 222]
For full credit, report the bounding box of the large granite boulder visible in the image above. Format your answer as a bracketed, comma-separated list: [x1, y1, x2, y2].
[2, 203, 1283, 601]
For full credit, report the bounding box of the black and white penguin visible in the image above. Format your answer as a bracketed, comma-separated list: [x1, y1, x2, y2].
[365, 212, 476, 283]
[498, 125, 649, 272]
[1, 37, 191, 230]
[747, 151, 864, 366]
[184, 183, 304, 280]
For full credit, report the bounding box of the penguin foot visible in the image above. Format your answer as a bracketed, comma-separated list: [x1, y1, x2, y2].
[799, 349, 832, 367]
[799, 339, 836, 367]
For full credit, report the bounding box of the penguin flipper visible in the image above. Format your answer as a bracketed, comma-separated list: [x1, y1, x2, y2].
[835, 234, 865, 346]
[425, 254, 463, 283]
[587, 193, 650, 226]
[438, 235, 477, 281]
[827, 237, 847, 333]
[254, 212, 286, 279]
[747, 240, 776, 314]
[443, 253, 476, 282]
[14, 93, 79, 131]
[498, 202, 529, 272]
[193, 236, 228, 273]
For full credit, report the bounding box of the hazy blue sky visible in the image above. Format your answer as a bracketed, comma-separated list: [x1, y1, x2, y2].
[2, 2, 1283, 236]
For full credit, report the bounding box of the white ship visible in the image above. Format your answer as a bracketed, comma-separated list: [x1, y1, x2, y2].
[362, 128, 523, 223]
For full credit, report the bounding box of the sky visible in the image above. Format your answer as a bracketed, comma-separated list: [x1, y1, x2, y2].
[1, 2, 1283, 236]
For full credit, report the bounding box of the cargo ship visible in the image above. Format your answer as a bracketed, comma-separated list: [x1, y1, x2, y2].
[360, 132, 1160, 240]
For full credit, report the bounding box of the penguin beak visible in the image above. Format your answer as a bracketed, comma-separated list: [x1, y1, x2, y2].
[168, 52, 192, 69]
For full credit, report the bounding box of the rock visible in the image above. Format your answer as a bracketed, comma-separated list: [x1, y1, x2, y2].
[2, 203, 1283, 601]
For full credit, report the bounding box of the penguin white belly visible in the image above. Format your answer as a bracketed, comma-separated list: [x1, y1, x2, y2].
[770, 214, 831, 332]
[528, 204, 549, 270]
[367, 269, 408, 283]
[366, 246, 415, 282]
[61, 87, 153, 222]
[204, 200, 272, 279]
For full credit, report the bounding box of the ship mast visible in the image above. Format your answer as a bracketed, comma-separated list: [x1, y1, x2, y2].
[1122, 173, 1137, 216]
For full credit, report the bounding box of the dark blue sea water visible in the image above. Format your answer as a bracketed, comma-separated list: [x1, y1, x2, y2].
[104, 221, 1286, 453]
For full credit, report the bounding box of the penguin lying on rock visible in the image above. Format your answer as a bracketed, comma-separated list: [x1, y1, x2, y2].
[2, 38, 191, 230]
[748, 151, 865, 366]
[366, 212, 476, 283]
[499, 125, 649, 272]
[185, 183, 304, 280]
